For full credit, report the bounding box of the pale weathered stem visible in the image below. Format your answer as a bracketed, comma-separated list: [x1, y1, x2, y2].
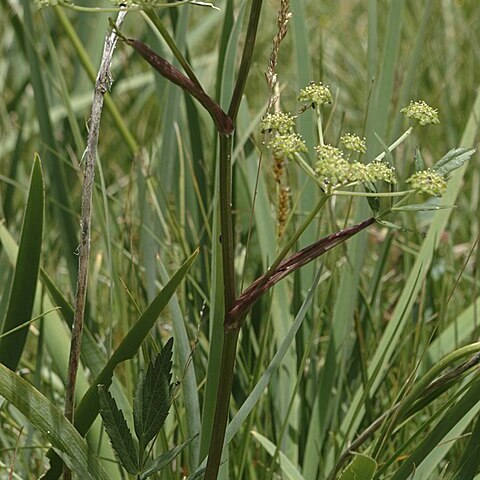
[63, 11, 126, 480]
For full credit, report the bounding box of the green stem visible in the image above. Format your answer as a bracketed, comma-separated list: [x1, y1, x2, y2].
[373, 126, 413, 162]
[333, 189, 415, 198]
[204, 329, 240, 479]
[204, 3, 264, 478]
[316, 105, 325, 146]
[219, 134, 236, 311]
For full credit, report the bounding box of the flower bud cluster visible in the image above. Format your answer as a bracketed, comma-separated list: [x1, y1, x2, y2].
[340, 133, 367, 154]
[262, 112, 307, 158]
[315, 145, 396, 187]
[298, 82, 333, 106]
[401, 100, 440, 125]
[406, 169, 447, 196]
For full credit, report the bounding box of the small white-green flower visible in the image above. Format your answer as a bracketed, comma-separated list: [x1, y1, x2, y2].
[401, 100, 440, 125]
[298, 82, 333, 106]
[260, 112, 296, 134]
[315, 145, 350, 185]
[267, 133, 307, 158]
[406, 169, 447, 196]
[340, 133, 367, 154]
[364, 161, 397, 184]
[315, 145, 344, 163]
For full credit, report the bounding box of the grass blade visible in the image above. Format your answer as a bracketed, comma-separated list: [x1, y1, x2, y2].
[0, 155, 44, 370]
[0, 363, 109, 480]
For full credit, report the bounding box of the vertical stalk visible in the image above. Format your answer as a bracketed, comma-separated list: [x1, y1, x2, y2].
[63, 12, 126, 479]
[205, 2, 264, 477]
[218, 133, 236, 312]
[204, 329, 240, 479]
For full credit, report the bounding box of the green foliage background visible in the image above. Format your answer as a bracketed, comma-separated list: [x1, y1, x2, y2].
[1, 0, 480, 478]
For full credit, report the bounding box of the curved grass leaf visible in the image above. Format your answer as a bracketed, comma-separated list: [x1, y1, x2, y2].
[139, 434, 198, 480]
[339, 454, 377, 480]
[0, 155, 44, 370]
[98, 385, 138, 475]
[0, 363, 108, 480]
[43, 248, 198, 479]
[453, 412, 480, 480]
[134, 337, 173, 448]
[390, 376, 480, 480]
[251, 431, 306, 480]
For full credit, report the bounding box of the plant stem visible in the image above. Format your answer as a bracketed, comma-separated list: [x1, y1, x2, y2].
[218, 134, 236, 311]
[373, 126, 413, 162]
[204, 328, 240, 479]
[63, 11, 126, 480]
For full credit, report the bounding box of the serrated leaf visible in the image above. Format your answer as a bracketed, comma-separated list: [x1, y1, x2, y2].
[134, 338, 174, 448]
[414, 147, 425, 171]
[139, 434, 198, 480]
[338, 453, 377, 480]
[392, 203, 453, 212]
[0, 155, 44, 370]
[98, 385, 138, 475]
[432, 147, 475, 176]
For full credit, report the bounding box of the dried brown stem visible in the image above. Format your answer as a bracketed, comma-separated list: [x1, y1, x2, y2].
[63, 11, 126, 480]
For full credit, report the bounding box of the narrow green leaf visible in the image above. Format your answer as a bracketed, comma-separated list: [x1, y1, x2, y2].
[0, 155, 44, 370]
[392, 203, 453, 212]
[43, 249, 198, 479]
[251, 431, 306, 480]
[157, 258, 201, 468]
[375, 220, 407, 232]
[134, 338, 174, 448]
[338, 454, 377, 480]
[98, 385, 138, 475]
[373, 132, 395, 166]
[414, 147, 425, 171]
[187, 467, 206, 480]
[22, 0, 78, 288]
[432, 147, 475, 175]
[390, 377, 480, 480]
[454, 413, 480, 480]
[0, 363, 109, 480]
[139, 434, 198, 480]
[432, 147, 476, 176]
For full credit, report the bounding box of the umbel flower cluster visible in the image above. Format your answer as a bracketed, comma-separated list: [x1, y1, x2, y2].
[261, 85, 446, 197]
